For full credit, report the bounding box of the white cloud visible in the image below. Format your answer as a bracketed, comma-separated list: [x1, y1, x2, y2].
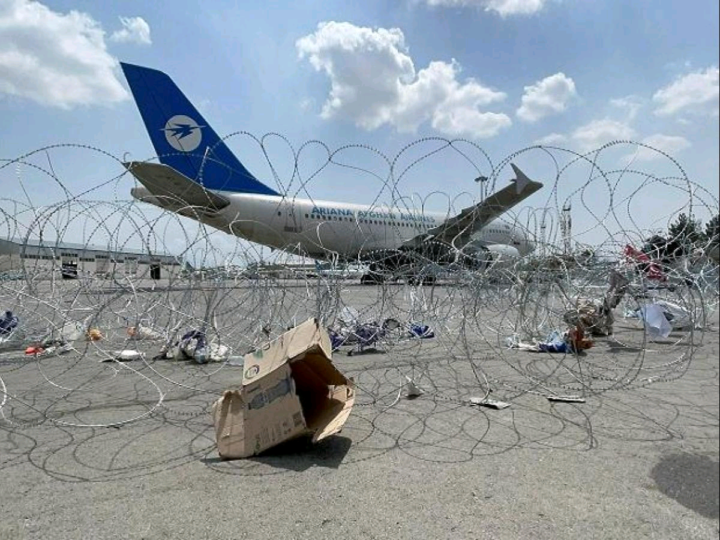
[516, 72, 576, 122]
[423, 0, 547, 16]
[571, 118, 637, 152]
[296, 21, 511, 139]
[653, 66, 719, 116]
[0, 0, 128, 108]
[610, 95, 644, 121]
[626, 134, 691, 163]
[110, 16, 151, 46]
[534, 132, 568, 145]
[299, 97, 314, 112]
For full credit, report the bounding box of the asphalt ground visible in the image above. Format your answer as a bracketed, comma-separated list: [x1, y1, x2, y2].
[0, 279, 718, 540]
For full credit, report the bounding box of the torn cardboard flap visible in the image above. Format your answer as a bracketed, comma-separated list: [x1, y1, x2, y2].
[241, 317, 335, 385]
[213, 318, 355, 459]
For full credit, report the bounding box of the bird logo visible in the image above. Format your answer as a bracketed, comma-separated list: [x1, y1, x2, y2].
[162, 115, 205, 152]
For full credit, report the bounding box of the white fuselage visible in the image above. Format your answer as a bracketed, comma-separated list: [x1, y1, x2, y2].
[131, 188, 535, 260]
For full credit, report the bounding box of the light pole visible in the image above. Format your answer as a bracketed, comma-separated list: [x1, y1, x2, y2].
[475, 175, 488, 200]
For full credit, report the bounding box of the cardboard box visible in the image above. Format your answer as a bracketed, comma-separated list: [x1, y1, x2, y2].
[212, 318, 355, 459]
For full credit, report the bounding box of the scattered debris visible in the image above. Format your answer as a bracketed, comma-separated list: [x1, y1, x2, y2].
[111, 350, 145, 362]
[0, 311, 22, 350]
[409, 323, 434, 339]
[152, 329, 230, 363]
[563, 271, 630, 337]
[212, 318, 355, 459]
[639, 304, 673, 339]
[546, 395, 586, 403]
[510, 328, 593, 354]
[25, 339, 74, 357]
[468, 397, 511, 409]
[127, 324, 164, 340]
[329, 310, 435, 355]
[405, 376, 423, 399]
[86, 328, 103, 341]
[0, 310, 18, 336]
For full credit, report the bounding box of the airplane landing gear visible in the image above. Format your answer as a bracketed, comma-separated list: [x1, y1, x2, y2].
[407, 275, 436, 286]
[360, 263, 387, 285]
[360, 273, 383, 285]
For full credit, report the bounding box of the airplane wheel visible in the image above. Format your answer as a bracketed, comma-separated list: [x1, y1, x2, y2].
[360, 274, 382, 285]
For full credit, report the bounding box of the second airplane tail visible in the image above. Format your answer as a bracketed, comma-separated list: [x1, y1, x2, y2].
[121, 62, 279, 196]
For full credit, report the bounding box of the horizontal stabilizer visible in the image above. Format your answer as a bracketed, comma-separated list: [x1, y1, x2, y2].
[124, 162, 230, 210]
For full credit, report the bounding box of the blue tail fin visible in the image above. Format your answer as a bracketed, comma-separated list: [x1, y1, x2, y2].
[120, 62, 279, 196]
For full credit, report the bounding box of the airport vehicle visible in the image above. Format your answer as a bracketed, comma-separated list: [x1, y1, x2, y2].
[121, 63, 543, 283]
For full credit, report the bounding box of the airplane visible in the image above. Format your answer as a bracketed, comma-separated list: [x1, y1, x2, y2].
[120, 63, 544, 284]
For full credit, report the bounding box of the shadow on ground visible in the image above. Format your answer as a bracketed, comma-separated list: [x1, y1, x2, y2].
[203, 435, 353, 472]
[651, 453, 719, 519]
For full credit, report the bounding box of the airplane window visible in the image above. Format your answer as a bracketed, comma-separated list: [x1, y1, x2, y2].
[277, 211, 281, 216]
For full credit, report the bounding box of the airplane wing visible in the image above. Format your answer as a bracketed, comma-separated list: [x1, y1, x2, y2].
[124, 161, 230, 210]
[402, 164, 543, 249]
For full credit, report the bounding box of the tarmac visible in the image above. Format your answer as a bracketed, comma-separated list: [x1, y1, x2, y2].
[0, 281, 718, 540]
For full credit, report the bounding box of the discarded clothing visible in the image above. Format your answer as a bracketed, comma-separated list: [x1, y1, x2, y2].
[329, 314, 433, 354]
[511, 328, 593, 354]
[409, 323, 434, 339]
[0, 311, 18, 336]
[537, 341, 570, 353]
[179, 330, 207, 363]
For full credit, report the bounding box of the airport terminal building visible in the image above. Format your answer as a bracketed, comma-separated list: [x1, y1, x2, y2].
[0, 237, 183, 280]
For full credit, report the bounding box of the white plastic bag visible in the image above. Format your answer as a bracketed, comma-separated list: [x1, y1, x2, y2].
[639, 304, 672, 339]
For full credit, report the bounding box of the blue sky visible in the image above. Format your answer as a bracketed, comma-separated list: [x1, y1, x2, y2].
[0, 0, 718, 256]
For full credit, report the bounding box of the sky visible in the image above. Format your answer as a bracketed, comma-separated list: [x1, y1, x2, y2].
[0, 0, 718, 259]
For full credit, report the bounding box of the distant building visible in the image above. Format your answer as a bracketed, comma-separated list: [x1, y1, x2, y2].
[0, 237, 183, 280]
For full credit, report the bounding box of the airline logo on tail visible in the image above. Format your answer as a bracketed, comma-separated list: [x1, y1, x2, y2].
[162, 115, 205, 152]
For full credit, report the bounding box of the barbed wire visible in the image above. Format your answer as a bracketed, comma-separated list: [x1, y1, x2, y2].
[0, 136, 717, 477]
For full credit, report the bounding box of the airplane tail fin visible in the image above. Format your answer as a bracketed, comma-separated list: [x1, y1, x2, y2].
[120, 62, 279, 196]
